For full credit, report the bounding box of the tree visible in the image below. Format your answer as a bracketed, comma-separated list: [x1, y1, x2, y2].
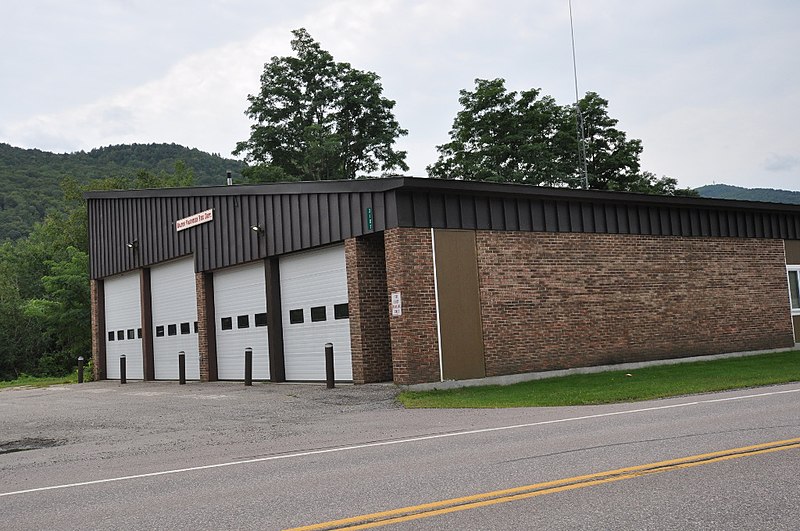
[23, 247, 90, 375]
[427, 79, 572, 185]
[0, 162, 198, 380]
[234, 28, 408, 182]
[429, 79, 697, 196]
[0, 142, 241, 242]
[562, 92, 643, 190]
[0, 246, 47, 379]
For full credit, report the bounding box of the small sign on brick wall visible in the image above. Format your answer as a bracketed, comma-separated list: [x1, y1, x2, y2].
[391, 292, 402, 317]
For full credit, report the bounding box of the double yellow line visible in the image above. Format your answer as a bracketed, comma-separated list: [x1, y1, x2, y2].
[287, 437, 800, 531]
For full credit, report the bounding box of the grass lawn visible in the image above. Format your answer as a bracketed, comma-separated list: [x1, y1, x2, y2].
[0, 370, 90, 390]
[398, 350, 800, 408]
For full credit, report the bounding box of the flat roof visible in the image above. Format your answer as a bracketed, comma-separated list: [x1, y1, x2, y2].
[85, 176, 800, 214]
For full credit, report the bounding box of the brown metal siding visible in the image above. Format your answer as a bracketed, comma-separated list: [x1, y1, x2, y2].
[88, 191, 393, 279]
[87, 178, 800, 279]
[394, 190, 800, 239]
[265, 257, 286, 382]
[139, 268, 154, 381]
[793, 316, 800, 343]
[433, 229, 486, 381]
[786, 240, 800, 265]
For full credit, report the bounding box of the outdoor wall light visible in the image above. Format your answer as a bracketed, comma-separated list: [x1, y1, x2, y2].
[251, 224, 264, 234]
[126, 239, 139, 250]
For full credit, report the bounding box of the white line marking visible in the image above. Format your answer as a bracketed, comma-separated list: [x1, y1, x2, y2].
[2, 386, 798, 498]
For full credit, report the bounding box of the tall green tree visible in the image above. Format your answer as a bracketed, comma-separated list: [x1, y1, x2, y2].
[23, 247, 90, 375]
[0, 162, 196, 380]
[564, 92, 643, 191]
[427, 79, 572, 185]
[234, 28, 408, 182]
[429, 79, 696, 196]
[0, 246, 47, 379]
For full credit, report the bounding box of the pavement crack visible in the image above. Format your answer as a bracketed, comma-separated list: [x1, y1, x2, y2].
[0, 438, 65, 455]
[499, 424, 800, 465]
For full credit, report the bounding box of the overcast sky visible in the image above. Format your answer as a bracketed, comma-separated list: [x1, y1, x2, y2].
[1, 0, 798, 190]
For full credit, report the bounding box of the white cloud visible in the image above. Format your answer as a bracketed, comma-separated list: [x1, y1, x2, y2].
[0, 0, 798, 190]
[0, 12, 289, 156]
[764, 154, 800, 173]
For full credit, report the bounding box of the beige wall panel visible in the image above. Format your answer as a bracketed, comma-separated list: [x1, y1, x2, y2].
[785, 240, 800, 265]
[434, 229, 486, 380]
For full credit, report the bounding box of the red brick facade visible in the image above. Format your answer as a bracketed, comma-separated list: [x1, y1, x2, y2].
[345, 234, 393, 383]
[476, 231, 795, 377]
[384, 228, 441, 385]
[91, 228, 797, 386]
[90, 279, 106, 381]
[195, 272, 214, 382]
[361, 229, 795, 385]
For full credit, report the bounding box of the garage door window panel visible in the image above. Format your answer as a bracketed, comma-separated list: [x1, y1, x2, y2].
[334, 303, 349, 320]
[104, 271, 144, 379]
[213, 261, 270, 381]
[289, 309, 304, 324]
[310, 306, 327, 322]
[280, 244, 352, 381]
[150, 257, 200, 380]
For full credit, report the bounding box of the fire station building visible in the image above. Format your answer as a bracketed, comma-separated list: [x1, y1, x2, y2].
[87, 177, 800, 385]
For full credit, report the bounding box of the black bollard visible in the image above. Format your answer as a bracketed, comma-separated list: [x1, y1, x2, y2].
[244, 347, 253, 386]
[77, 356, 84, 384]
[178, 351, 186, 385]
[120, 354, 127, 384]
[325, 343, 334, 389]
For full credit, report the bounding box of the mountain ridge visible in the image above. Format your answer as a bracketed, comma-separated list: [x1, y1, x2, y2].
[2, 141, 798, 241]
[0, 142, 245, 240]
[695, 183, 800, 205]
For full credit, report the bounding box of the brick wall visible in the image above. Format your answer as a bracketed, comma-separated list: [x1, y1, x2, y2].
[345, 234, 393, 383]
[476, 231, 795, 376]
[384, 228, 440, 384]
[195, 271, 216, 382]
[90, 279, 106, 380]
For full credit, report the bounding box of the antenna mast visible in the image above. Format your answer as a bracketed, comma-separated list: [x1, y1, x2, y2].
[569, 0, 589, 189]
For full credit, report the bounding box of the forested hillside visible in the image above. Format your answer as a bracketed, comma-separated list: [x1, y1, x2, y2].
[696, 184, 800, 205]
[0, 143, 244, 241]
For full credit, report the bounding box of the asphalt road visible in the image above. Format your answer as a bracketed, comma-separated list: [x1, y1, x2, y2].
[1, 380, 798, 530]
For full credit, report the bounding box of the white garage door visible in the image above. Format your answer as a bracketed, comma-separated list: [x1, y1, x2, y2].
[104, 271, 144, 380]
[280, 245, 352, 381]
[214, 261, 270, 380]
[151, 257, 200, 380]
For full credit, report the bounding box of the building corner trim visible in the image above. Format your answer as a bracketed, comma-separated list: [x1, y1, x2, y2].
[431, 228, 444, 382]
